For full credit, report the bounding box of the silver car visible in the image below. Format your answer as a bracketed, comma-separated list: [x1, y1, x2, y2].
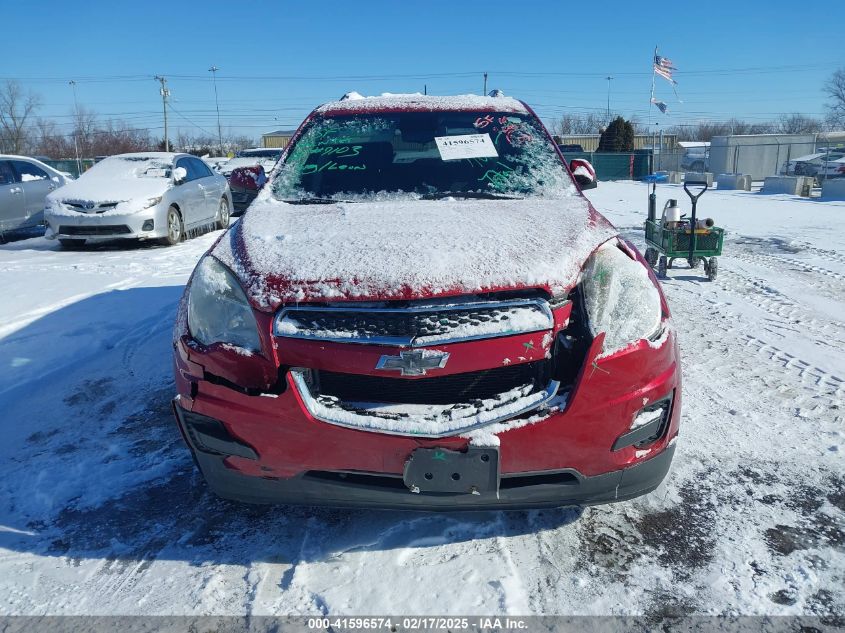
[45, 152, 232, 249]
[0, 155, 69, 236]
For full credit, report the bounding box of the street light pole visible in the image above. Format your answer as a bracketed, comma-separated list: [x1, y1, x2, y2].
[154, 75, 170, 152]
[209, 65, 223, 155]
[68, 80, 82, 176]
[605, 75, 613, 123]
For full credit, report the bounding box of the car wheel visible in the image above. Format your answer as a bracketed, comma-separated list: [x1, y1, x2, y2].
[216, 197, 230, 230]
[658, 256, 667, 278]
[161, 206, 184, 246]
[707, 257, 718, 281]
[645, 247, 658, 267]
[59, 238, 86, 250]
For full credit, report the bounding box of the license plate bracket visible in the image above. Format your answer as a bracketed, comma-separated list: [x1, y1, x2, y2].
[403, 447, 499, 495]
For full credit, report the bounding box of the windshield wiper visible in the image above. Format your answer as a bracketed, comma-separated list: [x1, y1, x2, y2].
[281, 197, 354, 205]
[421, 191, 521, 200]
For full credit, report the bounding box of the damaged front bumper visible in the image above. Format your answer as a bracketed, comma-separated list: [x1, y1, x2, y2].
[173, 400, 675, 510]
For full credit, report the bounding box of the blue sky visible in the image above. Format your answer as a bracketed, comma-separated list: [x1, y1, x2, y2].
[3, 0, 843, 142]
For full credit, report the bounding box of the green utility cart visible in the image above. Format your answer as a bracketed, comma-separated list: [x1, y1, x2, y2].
[643, 180, 724, 281]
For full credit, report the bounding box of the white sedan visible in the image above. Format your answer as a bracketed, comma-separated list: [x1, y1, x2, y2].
[45, 152, 232, 249]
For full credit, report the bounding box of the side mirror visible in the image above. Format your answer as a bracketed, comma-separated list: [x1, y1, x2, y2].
[570, 158, 597, 190]
[173, 167, 188, 184]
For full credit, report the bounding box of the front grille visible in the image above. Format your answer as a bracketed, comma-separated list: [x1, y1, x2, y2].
[64, 201, 118, 213]
[315, 361, 551, 405]
[276, 298, 553, 346]
[59, 225, 132, 236]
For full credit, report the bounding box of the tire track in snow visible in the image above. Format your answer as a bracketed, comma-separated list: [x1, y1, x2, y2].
[715, 269, 845, 345]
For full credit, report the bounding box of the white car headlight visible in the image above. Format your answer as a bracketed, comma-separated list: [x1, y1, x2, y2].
[143, 196, 163, 209]
[187, 256, 261, 352]
[581, 242, 663, 356]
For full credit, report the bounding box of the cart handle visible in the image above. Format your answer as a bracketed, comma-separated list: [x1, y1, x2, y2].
[684, 180, 709, 203]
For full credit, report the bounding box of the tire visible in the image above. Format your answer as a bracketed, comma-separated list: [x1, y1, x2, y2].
[667, 257, 674, 269]
[658, 256, 667, 278]
[216, 197, 231, 230]
[59, 238, 86, 250]
[707, 257, 718, 281]
[645, 247, 658, 267]
[688, 256, 701, 269]
[161, 206, 184, 246]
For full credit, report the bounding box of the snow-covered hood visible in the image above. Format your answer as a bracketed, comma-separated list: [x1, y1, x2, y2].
[211, 196, 618, 310]
[47, 176, 172, 214]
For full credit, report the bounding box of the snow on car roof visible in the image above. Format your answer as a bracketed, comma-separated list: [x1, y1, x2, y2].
[315, 93, 530, 116]
[212, 196, 617, 309]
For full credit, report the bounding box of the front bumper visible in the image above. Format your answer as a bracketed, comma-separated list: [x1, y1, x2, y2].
[173, 400, 675, 510]
[172, 321, 681, 509]
[44, 205, 167, 241]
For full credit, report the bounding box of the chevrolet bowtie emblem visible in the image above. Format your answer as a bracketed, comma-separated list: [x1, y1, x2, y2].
[375, 350, 450, 376]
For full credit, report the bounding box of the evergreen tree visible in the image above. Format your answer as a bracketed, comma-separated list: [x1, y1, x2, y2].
[598, 116, 635, 152]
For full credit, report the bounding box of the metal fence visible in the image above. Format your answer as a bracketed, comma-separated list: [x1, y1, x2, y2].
[563, 151, 654, 181]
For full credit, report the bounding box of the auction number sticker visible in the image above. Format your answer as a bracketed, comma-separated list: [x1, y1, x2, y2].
[435, 134, 498, 160]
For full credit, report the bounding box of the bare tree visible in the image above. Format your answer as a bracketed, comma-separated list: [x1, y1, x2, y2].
[776, 113, 823, 134]
[552, 112, 609, 136]
[824, 68, 845, 127]
[0, 80, 41, 154]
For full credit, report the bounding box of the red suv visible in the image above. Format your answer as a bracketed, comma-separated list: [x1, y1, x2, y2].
[172, 93, 680, 510]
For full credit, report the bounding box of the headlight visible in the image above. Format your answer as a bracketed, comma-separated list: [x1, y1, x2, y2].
[187, 256, 261, 352]
[581, 242, 662, 355]
[143, 196, 163, 209]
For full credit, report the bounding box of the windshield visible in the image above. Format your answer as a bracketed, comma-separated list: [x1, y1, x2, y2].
[272, 111, 575, 201]
[82, 156, 172, 180]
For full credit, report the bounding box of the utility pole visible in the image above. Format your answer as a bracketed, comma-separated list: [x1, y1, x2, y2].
[154, 75, 170, 152]
[605, 76, 613, 123]
[483, 72, 488, 95]
[68, 80, 82, 176]
[208, 65, 223, 155]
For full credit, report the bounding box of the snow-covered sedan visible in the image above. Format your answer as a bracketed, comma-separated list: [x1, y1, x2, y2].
[45, 152, 232, 249]
[172, 93, 681, 510]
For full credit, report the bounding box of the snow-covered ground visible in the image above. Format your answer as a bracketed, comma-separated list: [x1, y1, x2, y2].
[0, 182, 842, 618]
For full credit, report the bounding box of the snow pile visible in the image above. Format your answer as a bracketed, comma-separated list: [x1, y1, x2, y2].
[213, 197, 617, 308]
[582, 240, 663, 356]
[46, 154, 176, 215]
[316, 93, 529, 115]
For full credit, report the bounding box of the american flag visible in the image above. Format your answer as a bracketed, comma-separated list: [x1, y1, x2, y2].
[654, 54, 677, 84]
[651, 98, 669, 114]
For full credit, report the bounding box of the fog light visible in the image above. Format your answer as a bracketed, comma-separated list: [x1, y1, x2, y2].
[612, 394, 673, 451]
[142, 220, 154, 231]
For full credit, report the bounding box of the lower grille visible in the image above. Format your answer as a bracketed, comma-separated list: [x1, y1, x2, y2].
[316, 362, 550, 406]
[59, 224, 132, 236]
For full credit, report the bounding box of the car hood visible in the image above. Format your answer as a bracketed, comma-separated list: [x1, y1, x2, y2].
[210, 196, 618, 310]
[47, 176, 172, 213]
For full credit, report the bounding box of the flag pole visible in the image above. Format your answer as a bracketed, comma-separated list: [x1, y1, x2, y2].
[650, 46, 657, 126]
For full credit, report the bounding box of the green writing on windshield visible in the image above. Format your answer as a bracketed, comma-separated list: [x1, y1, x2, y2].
[302, 161, 367, 175]
[309, 145, 362, 159]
